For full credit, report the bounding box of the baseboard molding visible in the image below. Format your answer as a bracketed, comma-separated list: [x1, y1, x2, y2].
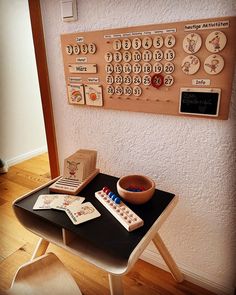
[140, 248, 233, 295]
[6, 146, 48, 167]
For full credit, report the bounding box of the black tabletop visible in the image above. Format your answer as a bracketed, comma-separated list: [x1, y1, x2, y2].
[14, 173, 175, 260]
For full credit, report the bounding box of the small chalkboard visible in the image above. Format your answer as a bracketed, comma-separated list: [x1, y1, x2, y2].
[179, 88, 221, 117]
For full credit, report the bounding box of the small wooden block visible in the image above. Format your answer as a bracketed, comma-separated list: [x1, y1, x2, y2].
[67, 84, 85, 104]
[85, 85, 103, 106]
[68, 63, 97, 74]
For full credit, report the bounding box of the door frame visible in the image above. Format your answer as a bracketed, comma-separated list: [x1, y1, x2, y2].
[28, 0, 59, 178]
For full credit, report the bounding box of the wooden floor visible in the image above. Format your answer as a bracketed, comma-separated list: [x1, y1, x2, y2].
[0, 153, 216, 295]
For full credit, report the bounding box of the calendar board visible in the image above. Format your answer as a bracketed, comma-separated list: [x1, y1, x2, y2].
[61, 16, 236, 119]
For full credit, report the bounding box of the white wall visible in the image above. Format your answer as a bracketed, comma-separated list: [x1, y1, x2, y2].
[40, 0, 236, 294]
[0, 0, 47, 165]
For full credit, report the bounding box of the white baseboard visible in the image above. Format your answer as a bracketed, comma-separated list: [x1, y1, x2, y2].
[6, 146, 48, 167]
[140, 249, 234, 295]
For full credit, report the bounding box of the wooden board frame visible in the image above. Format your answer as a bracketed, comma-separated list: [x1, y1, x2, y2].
[61, 16, 236, 120]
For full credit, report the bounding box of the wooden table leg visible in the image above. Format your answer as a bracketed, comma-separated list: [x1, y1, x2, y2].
[108, 274, 124, 295]
[152, 233, 184, 283]
[31, 238, 49, 260]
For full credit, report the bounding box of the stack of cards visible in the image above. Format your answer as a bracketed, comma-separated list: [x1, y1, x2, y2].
[49, 149, 99, 195]
[63, 149, 97, 182]
[33, 194, 101, 225]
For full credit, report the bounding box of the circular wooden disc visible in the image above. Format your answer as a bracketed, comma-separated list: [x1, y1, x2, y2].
[205, 31, 227, 53]
[204, 54, 224, 75]
[181, 55, 200, 75]
[183, 33, 202, 54]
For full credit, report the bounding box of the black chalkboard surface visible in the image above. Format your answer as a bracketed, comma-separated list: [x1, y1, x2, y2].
[179, 88, 220, 117]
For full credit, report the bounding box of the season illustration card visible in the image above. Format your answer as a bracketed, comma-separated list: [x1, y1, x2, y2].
[66, 202, 101, 225]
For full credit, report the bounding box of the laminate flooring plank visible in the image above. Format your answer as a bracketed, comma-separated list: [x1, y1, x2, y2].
[0, 180, 29, 202]
[0, 245, 31, 290]
[14, 153, 51, 178]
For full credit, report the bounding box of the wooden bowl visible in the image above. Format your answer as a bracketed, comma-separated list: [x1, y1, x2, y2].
[117, 175, 155, 205]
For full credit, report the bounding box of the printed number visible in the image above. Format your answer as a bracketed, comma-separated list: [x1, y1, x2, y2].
[132, 38, 142, 49]
[142, 37, 152, 49]
[124, 86, 132, 96]
[142, 63, 152, 74]
[66, 45, 73, 55]
[123, 75, 132, 85]
[164, 35, 176, 48]
[114, 63, 123, 74]
[133, 86, 142, 97]
[80, 44, 88, 54]
[115, 86, 123, 95]
[153, 49, 163, 61]
[113, 39, 122, 50]
[164, 62, 175, 74]
[88, 43, 96, 54]
[106, 75, 114, 84]
[142, 75, 151, 86]
[164, 49, 175, 61]
[105, 64, 114, 74]
[107, 85, 114, 95]
[105, 52, 113, 62]
[115, 75, 123, 84]
[153, 62, 163, 73]
[164, 75, 174, 86]
[122, 39, 131, 50]
[153, 36, 163, 48]
[123, 51, 132, 62]
[132, 63, 142, 74]
[123, 63, 132, 74]
[73, 45, 80, 55]
[132, 51, 141, 62]
[142, 50, 152, 62]
[133, 75, 142, 85]
[113, 52, 122, 62]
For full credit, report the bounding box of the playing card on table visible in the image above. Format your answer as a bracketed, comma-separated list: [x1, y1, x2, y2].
[66, 202, 101, 225]
[50, 195, 85, 211]
[33, 194, 59, 210]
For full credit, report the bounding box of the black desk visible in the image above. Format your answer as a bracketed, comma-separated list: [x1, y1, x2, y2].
[13, 173, 183, 295]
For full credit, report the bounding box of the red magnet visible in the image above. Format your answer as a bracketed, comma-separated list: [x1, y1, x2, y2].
[151, 74, 164, 89]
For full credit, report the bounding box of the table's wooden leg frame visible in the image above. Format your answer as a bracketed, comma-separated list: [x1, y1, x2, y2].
[31, 238, 49, 260]
[108, 232, 183, 295]
[31, 233, 183, 295]
[152, 233, 184, 283]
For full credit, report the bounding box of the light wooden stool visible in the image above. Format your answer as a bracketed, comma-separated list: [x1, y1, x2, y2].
[0, 253, 82, 295]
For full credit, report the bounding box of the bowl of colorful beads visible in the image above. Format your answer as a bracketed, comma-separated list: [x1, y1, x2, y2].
[117, 175, 155, 205]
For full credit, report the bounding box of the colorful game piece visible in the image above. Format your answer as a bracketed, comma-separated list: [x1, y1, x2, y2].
[95, 188, 144, 232]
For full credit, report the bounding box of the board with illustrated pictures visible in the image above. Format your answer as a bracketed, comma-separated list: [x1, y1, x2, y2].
[61, 16, 236, 119]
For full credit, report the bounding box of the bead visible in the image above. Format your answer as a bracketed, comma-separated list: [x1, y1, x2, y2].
[111, 194, 117, 201]
[114, 197, 121, 204]
[102, 186, 109, 192]
[108, 192, 113, 198]
[105, 188, 111, 194]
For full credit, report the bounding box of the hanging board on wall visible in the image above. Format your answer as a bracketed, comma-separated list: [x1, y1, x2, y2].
[61, 16, 236, 119]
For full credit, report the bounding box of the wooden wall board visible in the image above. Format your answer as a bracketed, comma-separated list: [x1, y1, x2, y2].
[61, 16, 236, 119]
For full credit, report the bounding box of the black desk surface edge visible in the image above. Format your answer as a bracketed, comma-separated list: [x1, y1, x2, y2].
[14, 173, 175, 260]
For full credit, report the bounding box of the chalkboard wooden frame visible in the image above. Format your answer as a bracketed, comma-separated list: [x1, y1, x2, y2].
[179, 88, 221, 117]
